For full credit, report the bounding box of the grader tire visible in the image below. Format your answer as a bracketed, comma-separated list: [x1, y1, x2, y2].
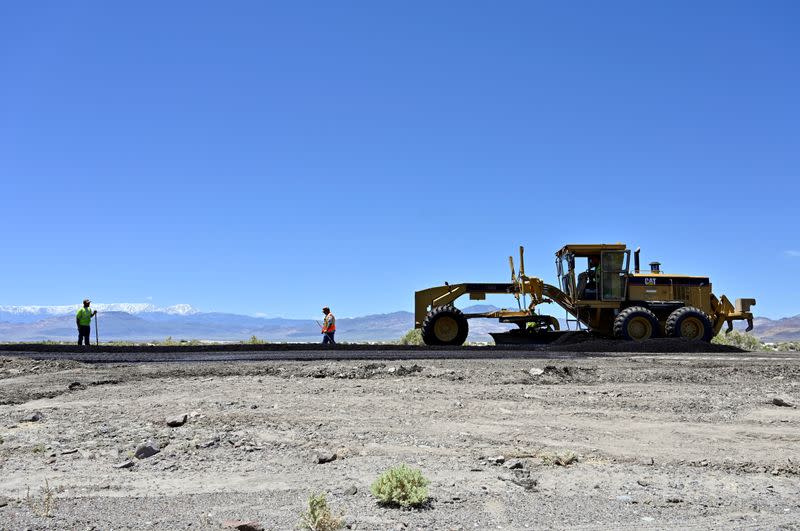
[665, 306, 713, 342]
[421, 305, 469, 346]
[613, 306, 660, 342]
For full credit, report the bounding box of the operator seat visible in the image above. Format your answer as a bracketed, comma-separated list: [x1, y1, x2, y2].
[577, 271, 588, 298]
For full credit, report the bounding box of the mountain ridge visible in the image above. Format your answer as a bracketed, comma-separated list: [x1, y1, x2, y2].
[0, 303, 796, 343]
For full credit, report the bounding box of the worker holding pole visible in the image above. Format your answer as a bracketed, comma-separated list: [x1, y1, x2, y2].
[76, 299, 97, 347]
[321, 306, 336, 345]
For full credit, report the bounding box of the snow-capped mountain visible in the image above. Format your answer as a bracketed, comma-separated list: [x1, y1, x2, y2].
[0, 303, 198, 323]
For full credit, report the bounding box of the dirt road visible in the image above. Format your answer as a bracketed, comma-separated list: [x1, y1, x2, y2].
[1, 351, 798, 530]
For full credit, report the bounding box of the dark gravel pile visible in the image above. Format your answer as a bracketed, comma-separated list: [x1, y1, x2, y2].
[548, 336, 744, 353]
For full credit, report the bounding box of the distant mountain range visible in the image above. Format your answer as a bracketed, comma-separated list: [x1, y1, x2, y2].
[746, 315, 800, 343]
[0, 303, 796, 343]
[0, 303, 514, 343]
[0, 303, 197, 322]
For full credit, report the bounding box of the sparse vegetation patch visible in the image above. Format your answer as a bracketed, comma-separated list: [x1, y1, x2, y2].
[399, 328, 424, 346]
[538, 450, 579, 467]
[297, 493, 343, 531]
[712, 330, 763, 351]
[370, 464, 430, 508]
[26, 478, 57, 517]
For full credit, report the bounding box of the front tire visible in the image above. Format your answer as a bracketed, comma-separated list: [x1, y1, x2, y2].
[421, 305, 469, 346]
[613, 306, 660, 341]
[665, 306, 713, 342]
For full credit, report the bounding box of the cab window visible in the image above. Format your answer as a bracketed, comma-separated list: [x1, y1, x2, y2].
[601, 251, 628, 300]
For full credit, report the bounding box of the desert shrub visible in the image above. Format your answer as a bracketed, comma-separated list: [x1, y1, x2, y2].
[774, 341, 800, 352]
[297, 493, 343, 531]
[248, 335, 266, 345]
[711, 330, 763, 351]
[370, 464, 429, 507]
[399, 329, 424, 346]
[159, 337, 199, 346]
[541, 450, 578, 466]
[26, 478, 57, 517]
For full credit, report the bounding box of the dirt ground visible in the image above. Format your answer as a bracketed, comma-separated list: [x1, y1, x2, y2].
[1, 352, 799, 530]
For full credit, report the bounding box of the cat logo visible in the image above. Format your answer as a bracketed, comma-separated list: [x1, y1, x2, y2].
[644, 277, 656, 286]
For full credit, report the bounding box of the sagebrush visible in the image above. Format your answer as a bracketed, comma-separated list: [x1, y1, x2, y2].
[399, 329, 424, 346]
[297, 493, 343, 531]
[540, 450, 579, 466]
[26, 478, 57, 517]
[712, 330, 763, 351]
[370, 464, 429, 507]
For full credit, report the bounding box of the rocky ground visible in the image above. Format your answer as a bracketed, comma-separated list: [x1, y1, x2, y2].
[0, 351, 799, 530]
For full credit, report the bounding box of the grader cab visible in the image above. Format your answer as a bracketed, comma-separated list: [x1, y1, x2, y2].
[414, 244, 755, 346]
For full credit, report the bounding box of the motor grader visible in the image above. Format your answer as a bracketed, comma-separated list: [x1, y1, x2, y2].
[414, 244, 756, 345]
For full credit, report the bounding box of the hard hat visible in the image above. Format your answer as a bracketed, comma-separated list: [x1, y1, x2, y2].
[83, 299, 91, 304]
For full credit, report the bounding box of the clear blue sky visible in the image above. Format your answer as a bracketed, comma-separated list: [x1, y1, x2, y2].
[1, 1, 798, 319]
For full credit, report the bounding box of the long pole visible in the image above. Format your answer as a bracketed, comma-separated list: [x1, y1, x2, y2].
[95, 313, 99, 346]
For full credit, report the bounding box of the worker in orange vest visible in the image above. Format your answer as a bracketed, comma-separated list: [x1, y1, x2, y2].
[321, 306, 336, 344]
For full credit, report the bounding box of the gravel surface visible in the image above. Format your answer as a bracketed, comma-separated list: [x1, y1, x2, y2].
[1, 351, 799, 530]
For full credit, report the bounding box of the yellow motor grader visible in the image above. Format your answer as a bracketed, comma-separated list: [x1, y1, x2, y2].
[414, 244, 755, 345]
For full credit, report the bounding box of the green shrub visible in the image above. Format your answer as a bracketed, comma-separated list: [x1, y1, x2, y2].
[774, 341, 800, 352]
[248, 335, 266, 345]
[711, 330, 763, 351]
[158, 337, 199, 346]
[399, 329, 424, 346]
[297, 493, 343, 531]
[370, 464, 429, 507]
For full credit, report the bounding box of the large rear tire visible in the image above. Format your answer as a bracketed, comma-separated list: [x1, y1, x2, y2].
[613, 306, 660, 342]
[421, 305, 469, 346]
[665, 306, 713, 342]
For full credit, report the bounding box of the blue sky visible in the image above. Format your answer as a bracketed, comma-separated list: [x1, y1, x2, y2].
[1, 1, 798, 319]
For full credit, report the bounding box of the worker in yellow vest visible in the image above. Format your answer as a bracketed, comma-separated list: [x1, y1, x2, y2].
[321, 306, 336, 344]
[76, 299, 97, 346]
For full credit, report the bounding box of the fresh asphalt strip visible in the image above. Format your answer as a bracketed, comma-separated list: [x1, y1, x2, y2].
[0, 342, 793, 363]
[0, 345, 598, 363]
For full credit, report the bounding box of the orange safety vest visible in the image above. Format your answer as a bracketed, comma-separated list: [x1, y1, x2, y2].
[323, 313, 336, 332]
